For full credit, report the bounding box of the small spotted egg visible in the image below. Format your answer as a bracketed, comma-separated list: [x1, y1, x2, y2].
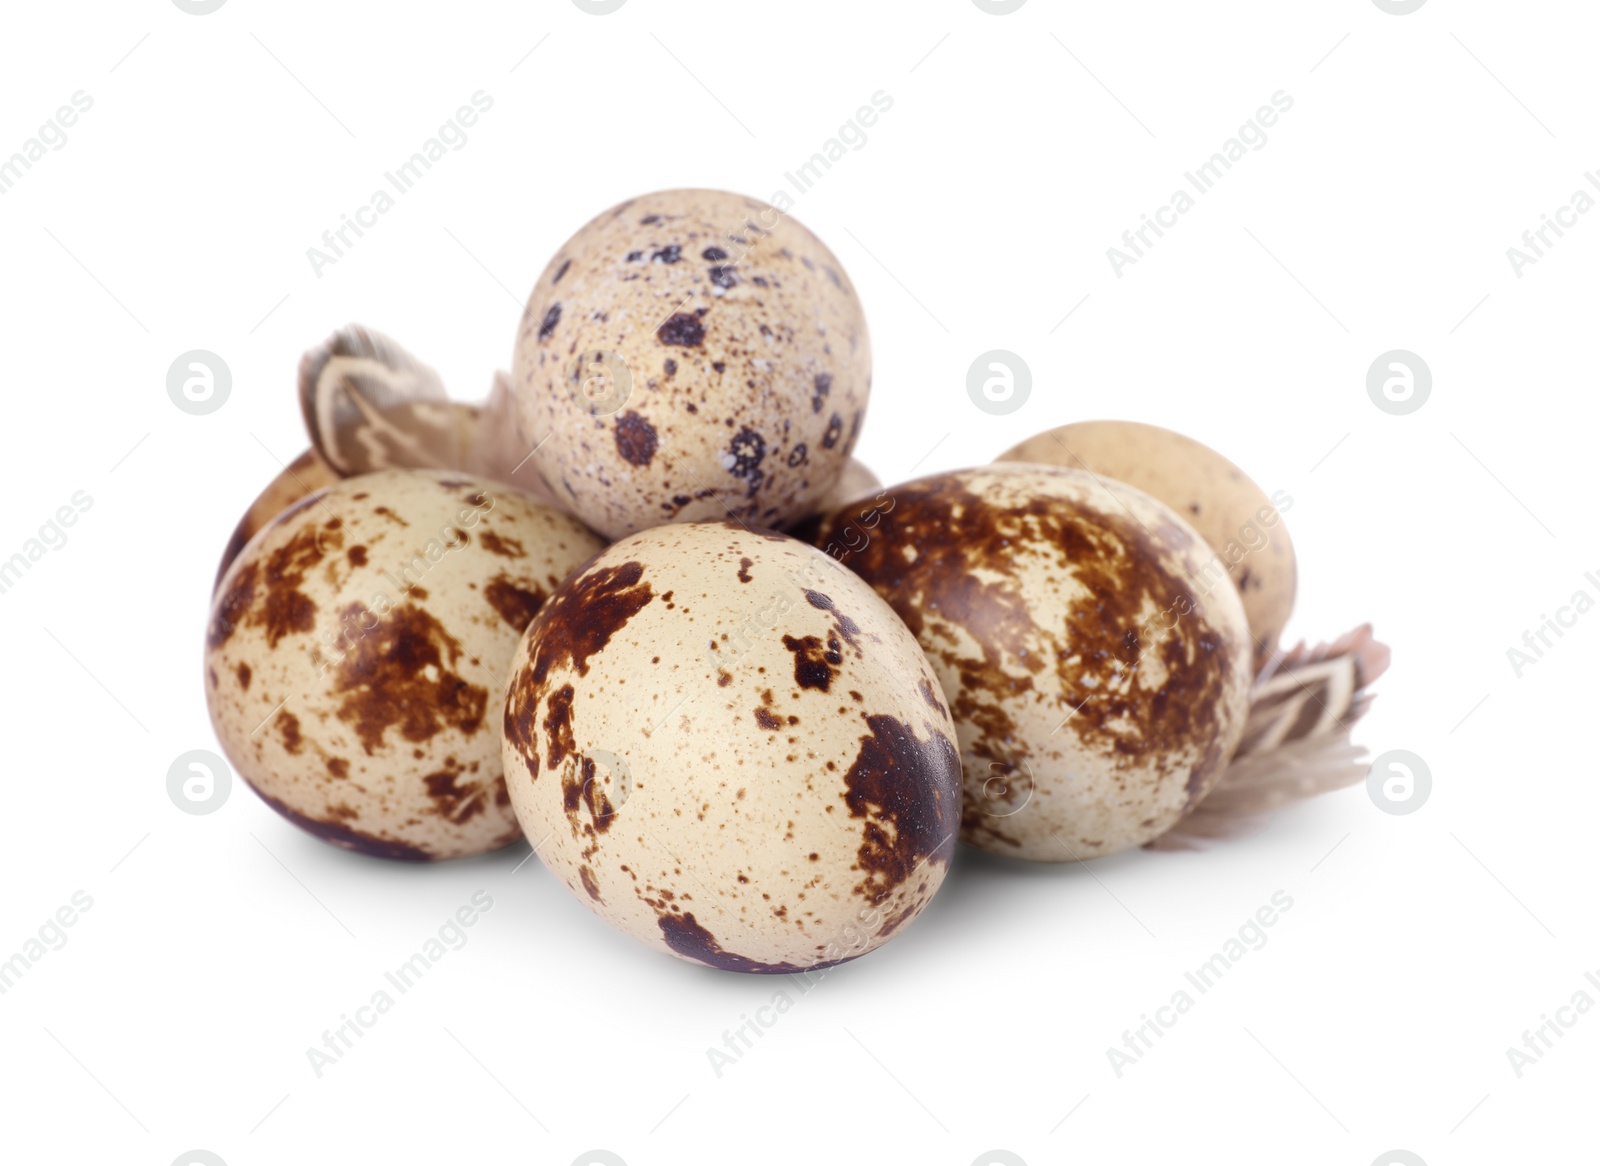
[205, 469, 604, 861]
[511, 189, 871, 541]
[215, 449, 338, 590]
[214, 401, 567, 592]
[998, 420, 1296, 669]
[808, 464, 1253, 861]
[501, 522, 961, 972]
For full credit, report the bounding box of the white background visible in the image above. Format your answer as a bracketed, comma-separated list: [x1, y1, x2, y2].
[0, 1, 1593, 1164]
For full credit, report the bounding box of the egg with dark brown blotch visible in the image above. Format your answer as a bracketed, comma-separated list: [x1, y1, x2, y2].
[511, 189, 871, 541]
[807, 464, 1253, 861]
[501, 522, 960, 972]
[997, 420, 1296, 670]
[205, 469, 605, 861]
[214, 399, 569, 593]
[214, 449, 339, 591]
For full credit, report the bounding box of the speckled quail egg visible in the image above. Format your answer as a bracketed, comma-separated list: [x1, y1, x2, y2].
[808, 464, 1253, 861]
[511, 189, 871, 541]
[215, 449, 338, 590]
[214, 399, 567, 592]
[998, 421, 1296, 669]
[206, 469, 604, 861]
[501, 521, 961, 972]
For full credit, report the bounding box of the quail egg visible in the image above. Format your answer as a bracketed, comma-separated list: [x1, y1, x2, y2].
[998, 420, 1295, 669]
[206, 469, 604, 860]
[501, 521, 960, 971]
[809, 464, 1252, 860]
[511, 189, 871, 540]
[214, 450, 338, 590]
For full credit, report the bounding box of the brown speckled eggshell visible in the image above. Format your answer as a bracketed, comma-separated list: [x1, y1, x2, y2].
[206, 469, 605, 861]
[997, 420, 1296, 670]
[512, 189, 871, 541]
[501, 522, 960, 973]
[214, 449, 339, 591]
[214, 401, 568, 593]
[808, 464, 1253, 861]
